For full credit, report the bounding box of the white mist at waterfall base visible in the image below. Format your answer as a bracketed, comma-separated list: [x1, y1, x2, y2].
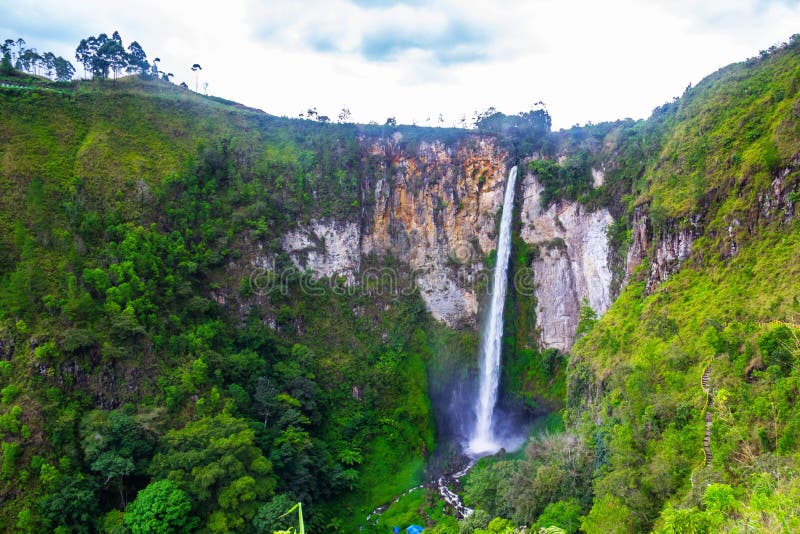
[467, 166, 522, 457]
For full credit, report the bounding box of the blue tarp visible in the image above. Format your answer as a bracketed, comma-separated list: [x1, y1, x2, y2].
[406, 526, 424, 534]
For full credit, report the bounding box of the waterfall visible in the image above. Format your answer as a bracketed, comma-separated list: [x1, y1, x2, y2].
[468, 165, 517, 456]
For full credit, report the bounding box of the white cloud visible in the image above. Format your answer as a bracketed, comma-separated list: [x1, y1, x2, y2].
[1, 0, 799, 128]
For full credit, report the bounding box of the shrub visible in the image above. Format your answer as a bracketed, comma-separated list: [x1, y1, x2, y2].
[534, 499, 582, 533]
[124, 479, 197, 534]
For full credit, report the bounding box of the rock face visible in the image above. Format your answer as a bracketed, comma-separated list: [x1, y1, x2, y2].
[274, 136, 618, 344]
[625, 206, 650, 280]
[625, 153, 800, 296]
[281, 220, 361, 285]
[625, 207, 701, 294]
[259, 147, 800, 350]
[591, 167, 605, 188]
[361, 137, 508, 327]
[280, 135, 508, 328]
[753, 155, 799, 229]
[620, 153, 800, 300]
[646, 218, 700, 293]
[519, 171, 614, 351]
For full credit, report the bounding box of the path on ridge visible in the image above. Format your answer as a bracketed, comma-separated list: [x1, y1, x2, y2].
[701, 365, 714, 466]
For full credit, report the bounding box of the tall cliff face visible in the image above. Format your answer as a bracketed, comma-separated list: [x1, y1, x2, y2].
[519, 171, 614, 351]
[362, 137, 508, 327]
[280, 134, 508, 328]
[278, 135, 618, 346]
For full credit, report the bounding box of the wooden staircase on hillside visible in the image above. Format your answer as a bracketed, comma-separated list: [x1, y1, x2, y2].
[701, 366, 713, 466]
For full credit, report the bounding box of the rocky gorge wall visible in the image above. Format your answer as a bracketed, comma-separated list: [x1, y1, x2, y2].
[279, 134, 510, 329]
[623, 152, 800, 298]
[361, 137, 508, 327]
[519, 170, 614, 351]
[273, 133, 620, 350]
[625, 206, 702, 294]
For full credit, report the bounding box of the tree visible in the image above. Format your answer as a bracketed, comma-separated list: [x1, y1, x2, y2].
[658, 505, 715, 534]
[91, 452, 135, 506]
[75, 34, 111, 78]
[76, 32, 149, 79]
[79, 409, 154, 508]
[18, 48, 41, 74]
[41, 51, 55, 79]
[8, 37, 25, 66]
[459, 509, 490, 534]
[0, 39, 11, 57]
[253, 377, 278, 426]
[0, 40, 12, 74]
[124, 479, 198, 534]
[576, 297, 597, 337]
[534, 499, 583, 533]
[580, 494, 634, 533]
[758, 325, 795, 374]
[338, 107, 351, 123]
[484, 517, 515, 533]
[39, 474, 100, 533]
[462, 460, 516, 518]
[191, 63, 201, 91]
[15, 38, 26, 58]
[53, 56, 75, 81]
[98, 37, 127, 80]
[75, 38, 92, 78]
[16, 508, 36, 533]
[90, 34, 110, 78]
[149, 413, 276, 530]
[1, 39, 13, 57]
[126, 41, 149, 75]
[473, 106, 497, 127]
[252, 494, 295, 533]
[474, 105, 552, 157]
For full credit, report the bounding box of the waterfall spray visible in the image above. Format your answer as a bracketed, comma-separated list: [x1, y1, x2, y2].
[468, 165, 517, 456]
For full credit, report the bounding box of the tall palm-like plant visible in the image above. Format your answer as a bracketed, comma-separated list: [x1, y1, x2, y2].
[191, 63, 201, 92]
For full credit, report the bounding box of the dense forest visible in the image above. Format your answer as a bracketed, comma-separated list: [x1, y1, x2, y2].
[0, 29, 799, 534]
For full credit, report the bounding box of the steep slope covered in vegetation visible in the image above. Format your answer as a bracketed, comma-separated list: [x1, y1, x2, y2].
[570, 39, 800, 532]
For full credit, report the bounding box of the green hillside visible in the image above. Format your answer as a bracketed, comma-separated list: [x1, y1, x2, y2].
[570, 41, 800, 532]
[0, 74, 470, 532]
[460, 38, 800, 534]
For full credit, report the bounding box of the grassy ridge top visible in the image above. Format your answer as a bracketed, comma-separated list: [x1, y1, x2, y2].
[636, 41, 800, 219]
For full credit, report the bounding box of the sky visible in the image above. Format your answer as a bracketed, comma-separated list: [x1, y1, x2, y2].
[2, 0, 800, 129]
